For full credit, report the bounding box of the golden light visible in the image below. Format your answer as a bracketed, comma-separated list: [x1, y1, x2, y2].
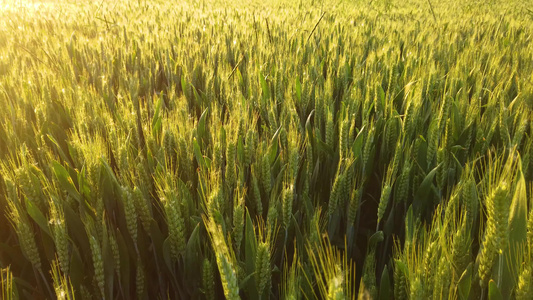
[0, 0, 52, 13]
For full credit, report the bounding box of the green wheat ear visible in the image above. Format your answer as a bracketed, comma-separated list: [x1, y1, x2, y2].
[451, 215, 472, 279]
[261, 152, 272, 197]
[121, 185, 138, 244]
[281, 249, 300, 300]
[307, 222, 356, 300]
[423, 240, 439, 298]
[377, 184, 391, 227]
[394, 259, 409, 300]
[433, 256, 452, 300]
[233, 192, 245, 252]
[204, 214, 240, 300]
[50, 258, 75, 300]
[462, 176, 478, 230]
[1, 266, 16, 300]
[409, 274, 424, 300]
[281, 184, 294, 230]
[225, 139, 237, 189]
[515, 264, 533, 300]
[7, 198, 41, 270]
[256, 241, 272, 298]
[217, 252, 241, 300]
[203, 258, 215, 300]
[327, 171, 342, 218]
[87, 226, 105, 297]
[49, 199, 70, 275]
[377, 162, 394, 229]
[478, 181, 510, 287]
[251, 171, 263, 215]
[133, 186, 152, 233]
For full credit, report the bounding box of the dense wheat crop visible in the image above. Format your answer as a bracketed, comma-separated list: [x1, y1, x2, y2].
[1, 0, 533, 298]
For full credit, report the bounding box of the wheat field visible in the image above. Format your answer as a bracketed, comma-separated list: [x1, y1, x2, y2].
[1, 0, 533, 299]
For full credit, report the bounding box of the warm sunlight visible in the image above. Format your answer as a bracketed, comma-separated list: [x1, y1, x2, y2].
[0, 0, 49, 12]
[1, 0, 532, 299]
